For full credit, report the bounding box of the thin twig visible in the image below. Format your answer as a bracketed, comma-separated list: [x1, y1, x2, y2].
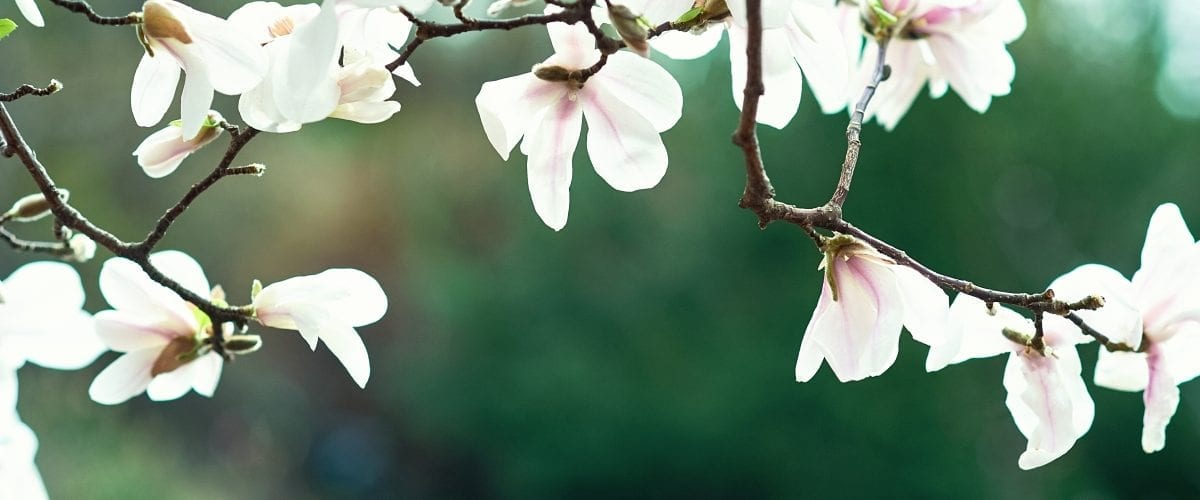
[46, 0, 140, 25]
[0, 81, 61, 102]
[828, 39, 890, 210]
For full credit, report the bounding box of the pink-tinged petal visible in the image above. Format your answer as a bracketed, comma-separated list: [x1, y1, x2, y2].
[650, 27, 723, 60]
[1004, 348, 1092, 470]
[4, 261, 85, 309]
[88, 349, 159, 405]
[546, 19, 599, 69]
[131, 52, 181, 128]
[807, 255, 904, 382]
[892, 266, 948, 346]
[521, 98, 583, 231]
[189, 352, 223, 397]
[1132, 204, 1200, 338]
[254, 268, 388, 328]
[1048, 264, 1142, 350]
[1142, 343, 1180, 453]
[580, 84, 668, 192]
[787, 0, 849, 114]
[290, 308, 371, 387]
[925, 32, 1013, 113]
[274, 0, 341, 124]
[859, 41, 929, 131]
[133, 126, 191, 178]
[1094, 348, 1149, 392]
[926, 294, 1023, 371]
[729, 25, 803, 129]
[94, 310, 176, 352]
[589, 52, 682, 131]
[99, 257, 198, 336]
[15, 0, 44, 27]
[476, 74, 566, 160]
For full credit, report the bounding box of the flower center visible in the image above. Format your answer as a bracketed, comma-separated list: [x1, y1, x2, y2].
[268, 16, 296, 38]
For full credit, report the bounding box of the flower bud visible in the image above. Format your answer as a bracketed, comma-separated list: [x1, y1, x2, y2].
[223, 334, 262, 355]
[67, 234, 96, 263]
[5, 189, 68, 223]
[532, 64, 573, 83]
[134, 111, 224, 178]
[608, 4, 650, 58]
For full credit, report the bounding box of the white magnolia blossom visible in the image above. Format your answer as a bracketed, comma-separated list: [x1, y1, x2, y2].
[13, 0, 43, 27]
[0, 262, 104, 372]
[335, 3, 420, 84]
[605, 0, 849, 128]
[252, 269, 388, 388]
[88, 251, 224, 405]
[131, 0, 268, 140]
[795, 235, 948, 382]
[269, 0, 431, 125]
[132, 111, 224, 178]
[842, 0, 1026, 129]
[0, 413, 47, 500]
[475, 15, 683, 230]
[927, 294, 1094, 470]
[1050, 203, 1200, 453]
[231, 2, 404, 133]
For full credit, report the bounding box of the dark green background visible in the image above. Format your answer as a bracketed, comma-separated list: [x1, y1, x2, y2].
[2, 0, 1198, 498]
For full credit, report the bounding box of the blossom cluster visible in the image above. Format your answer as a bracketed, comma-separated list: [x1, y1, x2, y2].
[0, 253, 387, 489]
[796, 204, 1200, 468]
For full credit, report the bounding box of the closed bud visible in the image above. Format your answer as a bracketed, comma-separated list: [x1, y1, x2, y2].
[223, 334, 262, 355]
[6, 189, 68, 223]
[533, 64, 573, 82]
[67, 234, 96, 263]
[608, 4, 651, 58]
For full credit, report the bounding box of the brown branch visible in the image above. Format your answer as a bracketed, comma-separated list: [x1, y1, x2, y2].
[828, 38, 890, 210]
[1065, 312, 1138, 353]
[0, 225, 70, 256]
[732, 0, 776, 228]
[46, 0, 140, 25]
[0, 81, 62, 102]
[386, 7, 587, 72]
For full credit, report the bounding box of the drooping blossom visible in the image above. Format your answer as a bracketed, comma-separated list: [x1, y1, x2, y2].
[841, 0, 1027, 130]
[601, 0, 849, 127]
[230, 2, 404, 133]
[132, 111, 224, 178]
[251, 268, 388, 388]
[131, 0, 267, 139]
[88, 251, 224, 405]
[13, 0, 43, 27]
[1048, 203, 1200, 453]
[0, 262, 104, 372]
[0, 412, 47, 500]
[927, 294, 1094, 470]
[475, 14, 683, 230]
[795, 234, 948, 382]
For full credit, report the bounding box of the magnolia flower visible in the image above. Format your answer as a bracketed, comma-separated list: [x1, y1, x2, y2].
[335, 3, 420, 84]
[133, 111, 224, 178]
[0, 415, 47, 500]
[269, 0, 431, 124]
[13, 0, 43, 27]
[252, 269, 387, 388]
[795, 234, 948, 382]
[231, 2, 403, 133]
[131, 0, 267, 139]
[0, 262, 104, 372]
[475, 15, 683, 230]
[1049, 203, 1200, 453]
[603, 0, 849, 127]
[842, 0, 1026, 130]
[928, 294, 1094, 470]
[88, 251, 225, 405]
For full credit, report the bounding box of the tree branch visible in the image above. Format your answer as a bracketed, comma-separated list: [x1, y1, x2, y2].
[46, 0, 140, 25]
[828, 38, 890, 210]
[732, 0, 776, 228]
[0, 81, 62, 102]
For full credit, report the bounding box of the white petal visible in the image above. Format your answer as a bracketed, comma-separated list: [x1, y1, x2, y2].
[254, 268, 388, 328]
[892, 266, 948, 346]
[787, 0, 849, 114]
[98, 257, 198, 336]
[795, 291, 828, 382]
[290, 308, 371, 388]
[1048, 264, 1142, 350]
[589, 52, 683, 132]
[1163, 327, 1200, 384]
[650, 27, 723, 60]
[925, 32, 1013, 113]
[1142, 344, 1180, 453]
[238, 48, 305, 134]
[475, 74, 566, 160]
[15, 0, 43, 27]
[0, 369, 15, 413]
[146, 364, 196, 401]
[729, 26, 803, 129]
[13, 311, 102, 370]
[149, 250, 212, 298]
[274, 0, 342, 123]
[926, 294, 1023, 371]
[581, 84, 668, 192]
[133, 126, 192, 178]
[168, 41, 216, 140]
[182, 9, 268, 95]
[4, 261, 85, 309]
[522, 98, 583, 231]
[94, 310, 175, 352]
[88, 349, 159, 405]
[726, 0, 790, 29]
[546, 18, 599, 68]
[806, 254, 904, 382]
[189, 352, 223, 397]
[130, 52, 181, 128]
[1004, 349, 1092, 469]
[344, 0, 433, 14]
[1094, 348, 1149, 392]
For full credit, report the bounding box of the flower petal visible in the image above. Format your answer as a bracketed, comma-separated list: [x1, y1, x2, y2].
[1049, 264, 1142, 350]
[273, 0, 341, 124]
[546, 17, 599, 69]
[1094, 348, 1149, 392]
[88, 349, 159, 405]
[290, 308, 371, 388]
[15, 0, 43, 27]
[475, 74, 565, 161]
[4, 261, 85, 309]
[189, 352, 223, 397]
[926, 294, 1023, 371]
[99, 257, 199, 336]
[786, 0, 849, 114]
[807, 254, 904, 382]
[167, 40, 216, 140]
[182, 8, 268, 95]
[1004, 348, 1092, 470]
[729, 25, 803, 129]
[522, 98, 583, 231]
[581, 84, 668, 193]
[94, 310, 175, 352]
[1142, 343, 1180, 453]
[891, 266, 948, 346]
[254, 268, 388, 328]
[590, 52, 683, 131]
[650, 27, 723, 60]
[131, 52, 181, 128]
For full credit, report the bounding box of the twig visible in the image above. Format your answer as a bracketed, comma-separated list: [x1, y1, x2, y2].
[828, 39, 890, 210]
[46, 0, 140, 25]
[0, 81, 62, 102]
[732, 0, 775, 228]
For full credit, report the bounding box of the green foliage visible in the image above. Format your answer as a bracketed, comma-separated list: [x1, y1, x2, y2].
[0, 19, 16, 41]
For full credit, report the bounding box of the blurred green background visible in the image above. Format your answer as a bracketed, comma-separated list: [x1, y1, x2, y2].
[3, 0, 1200, 498]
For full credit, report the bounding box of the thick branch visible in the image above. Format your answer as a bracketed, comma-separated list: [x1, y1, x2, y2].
[387, 8, 586, 71]
[732, 0, 775, 227]
[46, 0, 140, 25]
